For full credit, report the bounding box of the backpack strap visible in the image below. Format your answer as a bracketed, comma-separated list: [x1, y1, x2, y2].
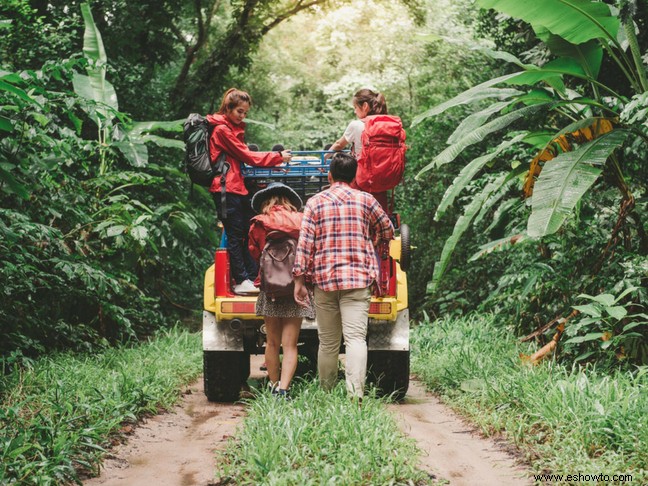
[215, 152, 229, 219]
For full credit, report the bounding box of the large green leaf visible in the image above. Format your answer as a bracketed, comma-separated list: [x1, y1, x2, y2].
[527, 130, 628, 237]
[447, 101, 512, 145]
[0, 80, 40, 106]
[72, 73, 118, 113]
[541, 35, 603, 79]
[435, 133, 526, 220]
[113, 141, 148, 167]
[137, 134, 184, 149]
[411, 73, 523, 126]
[129, 119, 184, 136]
[0, 116, 13, 132]
[474, 163, 528, 226]
[506, 57, 587, 88]
[80, 3, 107, 65]
[477, 0, 619, 45]
[417, 103, 549, 176]
[429, 173, 509, 293]
[74, 3, 118, 121]
[469, 233, 529, 262]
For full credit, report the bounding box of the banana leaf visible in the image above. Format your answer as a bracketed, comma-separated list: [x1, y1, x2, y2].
[474, 163, 528, 226]
[74, 3, 118, 123]
[435, 133, 526, 220]
[411, 73, 523, 126]
[469, 233, 529, 262]
[113, 141, 148, 168]
[541, 35, 603, 79]
[527, 130, 628, 237]
[523, 131, 556, 148]
[477, 0, 619, 45]
[417, 103, 549, 176]
[506, 57, 586, 89]
[137, 135, 184, 149]
[447, 101, 512, 145]
[80, 3, 107, 64]
[429, 173, 509, 293]
[129, 119, 184, 136]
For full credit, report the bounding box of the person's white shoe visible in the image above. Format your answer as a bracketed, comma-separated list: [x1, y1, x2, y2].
[234, 279, 259, 294]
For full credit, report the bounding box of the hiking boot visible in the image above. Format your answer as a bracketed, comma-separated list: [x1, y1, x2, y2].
[234, 279, 259, 294]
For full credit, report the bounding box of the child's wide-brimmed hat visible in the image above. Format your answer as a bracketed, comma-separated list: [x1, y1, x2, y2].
[251, 182, 303, 213]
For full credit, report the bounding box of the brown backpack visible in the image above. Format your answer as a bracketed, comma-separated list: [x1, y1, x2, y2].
[259, 232, 298, 300]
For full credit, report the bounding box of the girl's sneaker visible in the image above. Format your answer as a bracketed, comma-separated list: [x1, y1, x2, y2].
[272, 388, 291, 401]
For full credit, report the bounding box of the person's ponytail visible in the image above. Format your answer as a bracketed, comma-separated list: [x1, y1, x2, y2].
[372, 92, 388, 115]
[353, 88, 388, 115]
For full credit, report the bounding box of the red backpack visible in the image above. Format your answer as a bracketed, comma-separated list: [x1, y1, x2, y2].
[355, 114, 407, 193]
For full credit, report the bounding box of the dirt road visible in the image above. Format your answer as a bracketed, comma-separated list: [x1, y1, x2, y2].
[85, 356, 530, 485]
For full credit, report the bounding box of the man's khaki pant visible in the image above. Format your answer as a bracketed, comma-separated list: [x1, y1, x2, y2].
[314, 286, 371, 398]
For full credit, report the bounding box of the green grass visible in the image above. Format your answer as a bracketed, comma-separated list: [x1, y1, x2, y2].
[0, 327, 202, 485]
[216, 381, 431, 485]
[411, 313, 647, 484]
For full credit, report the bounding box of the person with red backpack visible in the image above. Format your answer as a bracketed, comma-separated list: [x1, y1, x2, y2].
[248, 183, 315, 399]
[327, 89, 406, 213]
[207, 88, 292, 295]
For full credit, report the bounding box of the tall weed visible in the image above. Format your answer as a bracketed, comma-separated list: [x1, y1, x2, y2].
[217, 381, 430, 485]
[0, 328, 201, 485]
[411, 313, 647, 482]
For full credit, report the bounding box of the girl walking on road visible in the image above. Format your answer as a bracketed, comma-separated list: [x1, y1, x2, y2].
[248, 183, 315, 398]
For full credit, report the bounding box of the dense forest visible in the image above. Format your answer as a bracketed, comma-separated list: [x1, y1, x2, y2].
[2, 1, 648, 484]
[1, 0, 646, 367]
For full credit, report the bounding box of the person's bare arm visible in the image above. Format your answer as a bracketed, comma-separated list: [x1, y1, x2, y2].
[329, 135, 349, 152]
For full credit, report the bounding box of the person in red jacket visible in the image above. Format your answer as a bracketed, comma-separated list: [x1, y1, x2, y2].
[248, 183, 315, 398]
[207, 88, 292, 294]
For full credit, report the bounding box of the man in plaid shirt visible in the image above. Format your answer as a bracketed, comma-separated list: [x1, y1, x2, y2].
[293, 152, 394, 398]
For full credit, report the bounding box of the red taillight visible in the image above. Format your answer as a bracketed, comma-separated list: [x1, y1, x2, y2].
[215, 249, 232, 297]
[369, 302, 392, 315]
[220, 301, 256, 314]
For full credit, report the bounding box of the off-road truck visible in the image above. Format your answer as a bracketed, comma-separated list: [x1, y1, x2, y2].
[202, 151, 411, 401]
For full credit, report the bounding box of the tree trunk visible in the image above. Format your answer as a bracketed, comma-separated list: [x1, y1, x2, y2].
[171, 0, 332, 117]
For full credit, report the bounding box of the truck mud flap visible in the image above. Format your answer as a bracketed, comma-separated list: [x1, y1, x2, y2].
[368, 309, 409, 351]
[202, 311, 244, 351]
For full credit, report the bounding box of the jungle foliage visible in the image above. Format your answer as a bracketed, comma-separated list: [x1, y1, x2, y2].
[411, 313, 647, 481]
[0, 2, 216, 358]
[0, 0, 646, 368]
[410, 0, 648, 366]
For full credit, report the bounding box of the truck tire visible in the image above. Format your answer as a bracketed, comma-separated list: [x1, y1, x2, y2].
[399, 224, 411, 272]
[203, 351, 249, 402]
[367, 350, 410, 401]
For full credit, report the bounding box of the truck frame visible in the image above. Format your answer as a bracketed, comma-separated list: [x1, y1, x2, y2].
[202, 151, 411, 401]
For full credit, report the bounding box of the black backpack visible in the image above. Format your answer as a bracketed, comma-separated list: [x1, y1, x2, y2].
[259, 232, 298, 301]
[183, 113, 230, 215]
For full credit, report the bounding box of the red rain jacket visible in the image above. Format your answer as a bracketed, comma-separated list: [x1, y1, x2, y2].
[206, 114, 283, 196]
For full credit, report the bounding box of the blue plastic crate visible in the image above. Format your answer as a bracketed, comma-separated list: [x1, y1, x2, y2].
[242, 151, 335, 201]
[241, 150, 331, 178]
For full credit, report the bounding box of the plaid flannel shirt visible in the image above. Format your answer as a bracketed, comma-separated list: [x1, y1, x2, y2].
[293, 182, 394, 291]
